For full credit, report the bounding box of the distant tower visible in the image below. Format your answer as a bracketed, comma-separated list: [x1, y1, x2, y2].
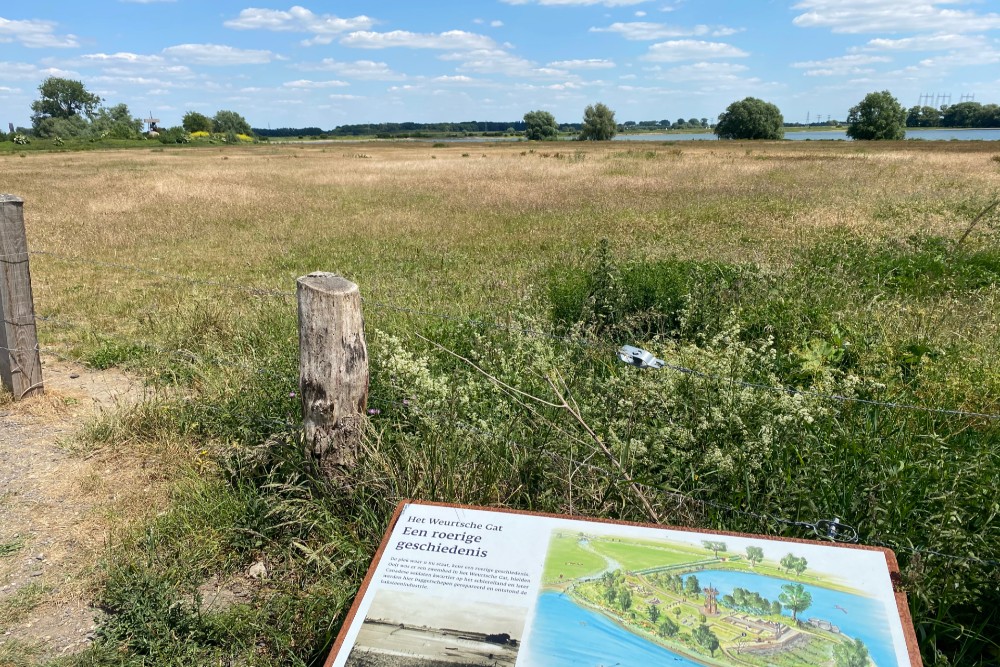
[703, 585, 719, 616]
[143, 112, 160, 135]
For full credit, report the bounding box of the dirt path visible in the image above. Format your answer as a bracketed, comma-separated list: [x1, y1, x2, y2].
[0, 357, 145, 664]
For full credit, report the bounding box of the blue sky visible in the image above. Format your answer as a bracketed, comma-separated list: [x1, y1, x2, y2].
[2, 1, 1000, 130]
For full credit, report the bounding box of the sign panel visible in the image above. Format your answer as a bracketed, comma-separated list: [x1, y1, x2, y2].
[326, 501, 920, 667]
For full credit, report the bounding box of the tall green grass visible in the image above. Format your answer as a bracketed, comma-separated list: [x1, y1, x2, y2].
[50, 230, 999, 667]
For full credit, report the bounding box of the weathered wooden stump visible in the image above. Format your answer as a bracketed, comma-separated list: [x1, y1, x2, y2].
[0, 195, 43, 399]
[297, 272, 368, 472]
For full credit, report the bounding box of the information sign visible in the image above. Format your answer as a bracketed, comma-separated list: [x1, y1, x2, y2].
[325, 501, 920, 666]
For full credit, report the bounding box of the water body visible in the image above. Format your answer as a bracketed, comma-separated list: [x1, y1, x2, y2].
[526, 570, 904, 667]
[524, 592, 704, 667]
[423, 128, 1000, 142]
[696, 569, 900, 666]
[615, 128, 1000, 142]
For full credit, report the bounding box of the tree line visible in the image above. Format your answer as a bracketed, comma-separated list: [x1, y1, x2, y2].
[5, 76, 255, 144]
[10, 76, 997, 146]
[906, 101, 1000, 128]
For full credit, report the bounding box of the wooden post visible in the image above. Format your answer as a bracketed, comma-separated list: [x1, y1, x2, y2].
[0, 195, 43, 399]
[297, 272, 368, 471]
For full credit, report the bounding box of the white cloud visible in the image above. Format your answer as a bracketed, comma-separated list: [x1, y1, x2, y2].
[791, 53, 891, 76]
[792, 0, 1000, 34]
[635, 11, 646, 17]
[441, 48, 572, 79]
[0, 16, 78, 48]
[296, 58, 404, 80]
[917, 47, 1000, 67]
[282, 79, 349, 89]
[91, 75, 164, 86]
[0, 61, 79, 80]
[863, 33, 986, 52]
[82, 52, 165, 65]
[645, 61, 772, 94]
[432, 75, 476, 82]
[491, 20, 504, 28]
[224, 6, 374, 35]
[502, 0, 650, 6]
[547, 58, 616, 69]
[341, 30, 496, 50]
[643, 40, 749, 62]
[659, 61, 749, 80]
[329, 94, 364, 100]
[119, 0, 176, 3]
[591, 21, 738, 40]
[162, 43, 276, 65]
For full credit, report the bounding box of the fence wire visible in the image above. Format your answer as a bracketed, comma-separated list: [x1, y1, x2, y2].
[23, 249, 1000, 420]
[366, 394, 1000, 569]
[9, 250, 998, 569]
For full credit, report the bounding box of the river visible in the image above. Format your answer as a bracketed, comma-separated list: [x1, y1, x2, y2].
[614, 128, 1000, 141]
[415, 128, 1000, 143]
[523, 569, 907, 666]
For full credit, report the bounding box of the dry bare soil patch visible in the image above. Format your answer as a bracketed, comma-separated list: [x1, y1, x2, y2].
[0, 358, 145, 663]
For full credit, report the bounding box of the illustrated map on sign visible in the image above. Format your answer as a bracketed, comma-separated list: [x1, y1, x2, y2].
[325, 502, 918, 667]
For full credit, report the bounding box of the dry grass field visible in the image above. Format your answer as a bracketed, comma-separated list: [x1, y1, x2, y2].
[1, 139, 999, 666]
[5, 140, 998, 315]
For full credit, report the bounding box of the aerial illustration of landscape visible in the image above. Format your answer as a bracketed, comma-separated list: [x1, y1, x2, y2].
[528, 531, 903, 667]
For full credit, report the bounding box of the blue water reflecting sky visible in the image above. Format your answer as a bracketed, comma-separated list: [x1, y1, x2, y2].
[524, 569, 905, 667]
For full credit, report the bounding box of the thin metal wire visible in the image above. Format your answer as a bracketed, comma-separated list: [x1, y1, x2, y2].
[654, 358, 1000, 421]
[30, 250, 295, 298]
[372, 302, 1000, 420]
[367, 393, 1000, 566]
[35, 314, 297, 385]
[362, 298, 599, 348]
[25, 248, 1000, 419]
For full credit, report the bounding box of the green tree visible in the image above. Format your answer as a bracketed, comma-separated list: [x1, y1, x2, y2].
[33, 115, 88, 139]
[846, 90, 906, 140]
[523, 110, 558, 140]
[658, 616, 679, 638]
[746, 546, 764, 568]
[791, 556, 808, 577]
[978, 104, 1000, 128]
[30, 77, 102, 137]
[714, 97, 784, 140]
[684, 574, 701, 598]
[90, 103, 142, 139]
[692, 624, 720, 657]
[702, 541, 727, 558]
[941, 101, 983, 128]
[605, 586, 618, 607]
[780, 553, 796, 574]
[906, 105, 940, 127]
[833, 637, 871, 667]
[648, 604, 660, 624]
[31, 77, 101, 121]
[212, 110, 253, 136]
[619, 588, 633, 613]
[579, 102, 617, 140]
[182, 111, 213, 134]
[778, 583, 812, 621]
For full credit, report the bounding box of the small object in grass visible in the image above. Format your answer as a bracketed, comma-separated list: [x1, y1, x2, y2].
[69, 373, 80, 379]
[288, 391, 296, 398]
[247, 561, 267, 580]
[367, 408, 381, 415]
[617, 345, 666, 369]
